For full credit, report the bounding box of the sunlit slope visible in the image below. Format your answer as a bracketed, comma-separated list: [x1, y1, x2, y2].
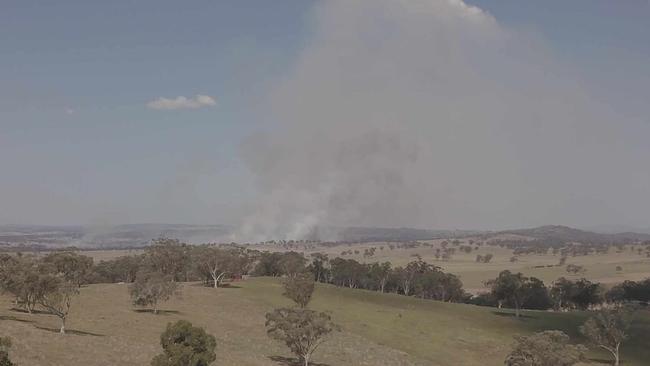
[1, 277, 648, 366]
[247, 278, 650, 366]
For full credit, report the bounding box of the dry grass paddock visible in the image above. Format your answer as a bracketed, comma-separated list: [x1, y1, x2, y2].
[1, 277, 649, 366]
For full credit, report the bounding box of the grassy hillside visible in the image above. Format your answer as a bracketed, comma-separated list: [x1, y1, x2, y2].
[1, 277, 648, 366]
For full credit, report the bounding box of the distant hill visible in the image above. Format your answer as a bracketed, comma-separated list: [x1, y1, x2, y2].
[335, 226, 480, 242]
[498, 225, 650, 245]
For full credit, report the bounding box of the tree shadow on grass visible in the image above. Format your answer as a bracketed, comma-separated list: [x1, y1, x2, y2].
[269, 356, 330, 366]
[132, 309, 181, 315]
[189, 283, 242, 289]
[189, 282, 211, 287]
[9, 307, 50, 315]
[491, 311, 538, 320]
[0, 315, 35, 323]
[586, 357, 615, 364]
[35, 326, 105, 337]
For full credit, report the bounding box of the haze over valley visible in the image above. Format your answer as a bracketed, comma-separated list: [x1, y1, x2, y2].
[2, 1, 650, 366]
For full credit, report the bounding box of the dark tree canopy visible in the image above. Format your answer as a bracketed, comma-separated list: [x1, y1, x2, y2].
[91, 255, 144, 283]
[145, 238, 191, 282]
[566, 264, 586, 275]
[329, 258, 367, 289]
[42, 251, 94, 287]
[520, 277, 553, 310]
[253, 252, 307, 278]
[486, 271, 556, 314]
[308, 253, 330, 283]
[279, 252, 309, 279]
[0, 337, 14, 366]
[489, 271, 538, 317]
[151, 320, 216, 366]
[550, 277, 602, 311]
[282, 273, 315, 308]
[606, 279, 650, 304]
[0, 254, 48, 313]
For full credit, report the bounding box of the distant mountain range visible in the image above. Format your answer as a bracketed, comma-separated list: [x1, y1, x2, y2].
[500, 225, 650, 244]
[1, 223, 649, 250]
[333, 226, 481, 242]
[334, 224, 650, 244]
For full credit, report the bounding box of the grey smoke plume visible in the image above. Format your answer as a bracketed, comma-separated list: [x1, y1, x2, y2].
[236, 0, 649, 241]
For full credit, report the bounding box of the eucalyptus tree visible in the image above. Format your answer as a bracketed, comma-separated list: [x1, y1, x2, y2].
[265, 308, 339, 366]
[505, 331, 586, 366]
[129, 270, 178, 314]
[38, 276, 79, 334]
[580, 308, 632, 366]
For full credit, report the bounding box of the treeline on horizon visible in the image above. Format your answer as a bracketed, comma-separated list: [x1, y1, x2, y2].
[1, 238, 649, 316]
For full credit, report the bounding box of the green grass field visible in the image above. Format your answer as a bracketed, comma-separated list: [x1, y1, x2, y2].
[1, 277, 648, 366]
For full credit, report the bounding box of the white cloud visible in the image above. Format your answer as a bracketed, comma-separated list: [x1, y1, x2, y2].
[146, 94, 217, 110]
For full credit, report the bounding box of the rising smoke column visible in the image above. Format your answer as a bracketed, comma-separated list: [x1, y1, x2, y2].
[237, 0, 632, 242]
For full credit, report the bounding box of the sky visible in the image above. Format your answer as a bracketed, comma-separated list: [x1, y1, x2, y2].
[1, 1, 649, 237]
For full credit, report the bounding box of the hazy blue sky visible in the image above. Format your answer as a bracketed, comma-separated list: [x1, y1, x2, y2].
[1, 1, 649, 234]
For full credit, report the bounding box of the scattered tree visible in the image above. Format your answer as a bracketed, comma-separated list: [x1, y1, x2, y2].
[38, 277, 79, 334]
[282, 273, 315, 308]
[566, 264, 586, 275]
[129, 271, 178, 314]
[476, 254, 493, 263]
[580, 308, 632, 366]
[265, 308, 339, 366]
